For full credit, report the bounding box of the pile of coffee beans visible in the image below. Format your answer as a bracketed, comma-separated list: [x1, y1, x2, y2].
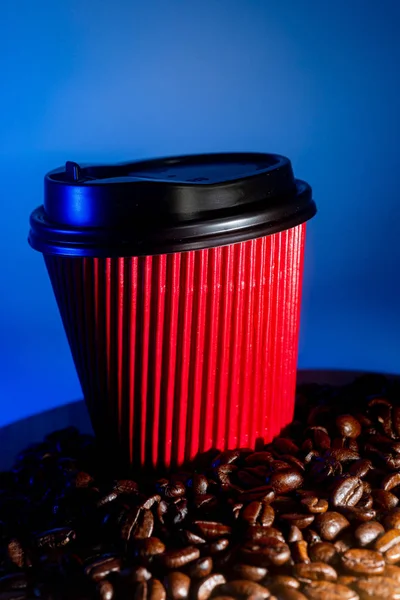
[2, 375, 400, 600]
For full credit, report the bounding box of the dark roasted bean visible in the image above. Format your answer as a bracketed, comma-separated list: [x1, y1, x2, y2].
[230, 563, 267, 582]
[134, 537, 166, 557]
[353, 576, 400, 599]
[134, 509, 154, 539]
[385, 543, 400, 564]
[341, 548, 385, 574]
[293, 562, 337, 582]
[354, 521, 385, 546]
[207, 539, 230, 554]
[245, 526, 285, 543]
[384, 564, 400, 581]
[35, 527, 76, 548]
[375, 529, 400, 553]
[141, 494, 162, 509]
[160, 547, 200, 569]
[239, 540, 290, 567]
[314, 512, 350, 541]
[269, 470, 304, 494]
[348, 459, 372, 478]
[163, 572, 190, 600]
[245, 452, 274, 466]
[287, 525, 303, 543]
[290, 540, 310, 564]
[191, 574, 226, 600]
[266, 575, 300, 590]
[193, 522, 231, 540]
[382, 472, 400, 492]
[280, 514, 315, 529]
[308, 542, 338, 564]
[6, 540, 26, 569]
[84, 555, 122, 581]
[302, 580, 358, 599]
[372, 489, 399, 511]
[384, 509, 400, 530]
[331, 477, 364, 507]
[272, 589, 307, 600]
[179, 530, 206, 545]
[193, 475, 208, 495]
[97, 580, 114, 600]
[186, 557, 213, 579]
[219, 580, 270, 599]
[242, 501, 262, 525]
[148, 579, 166, 600]
[335, 415, 362, 439]
[300, 496, 329, 514]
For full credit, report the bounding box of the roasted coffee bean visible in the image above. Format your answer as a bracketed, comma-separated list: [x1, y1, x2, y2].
[240, 540, 290, 567]
[331, 477, 364, 507]
[230, 563, 267, 582]
[336, 415, 362, 439]
[341, 548, 385, 575]
[280, 514, 314, 529]
[272, 589, 307, 600]
[245, 452, 274, 466]
[293, 562, 337, 582]
[354, 521, 385, 546]
[141, 494, 162, 510]
[303, 529, 321, 544]
[314, 512, 350, 541]
[121, 565, 153, 583]
[273, 438, 299, 455]
[339, 507, 376, 523]
[375, 529, 400, 553]
[269, 470, 304, 494]
[245, 526, 285, 543]
[239, 486, 275, 504]
[160, 547, 200, 569]
[179, 530, 206, 545]
[290, 540, 310, 564]
[383, 509, 400, 530]
[191, 574, 226, 600]
[113, 479, 138, 494]
[384, 564, 400, 582]
[133, 581, 148, 600]
[300, 496, 329, 514]
[97, 580, 114, 600]
[164, 482, 186, 499]
[193, 522, 231, 540]
[372, 489, 399, 511]
[381, 472, 400, 492]
[134, 537, 166, 557]
[219, 580, 270, 599]
[353, 576, 400, 599]
[148, 579, 166, 600]
[84, 555, 122, 581]
[207, 539, 230, 554]
[348, 459, 372, 478]
[186, 557, 213, 579]
[287, 525, 303, 543]
[192, 475, 209, 495]
[266, 575, 300, 590]
[385, 543, 400, 564]
[242, 501, 262, 525]
[302, 580, 358, 600]
[6, 540, 26, 568]
[35, 527, 76, 548]
[308, 542, 338, 564]
[163, 572, 190, 600]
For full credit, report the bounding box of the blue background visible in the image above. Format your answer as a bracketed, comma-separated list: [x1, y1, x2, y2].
[1, 0, 399, 427]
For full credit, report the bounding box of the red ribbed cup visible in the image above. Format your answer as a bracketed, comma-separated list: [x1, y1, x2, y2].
[44, 224, 306, 470]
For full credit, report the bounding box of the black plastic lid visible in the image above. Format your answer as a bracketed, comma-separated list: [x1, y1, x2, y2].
[29, 152, 316, 257]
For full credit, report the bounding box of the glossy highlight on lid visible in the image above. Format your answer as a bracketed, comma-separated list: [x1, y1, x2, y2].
[29, 152, 316, 256]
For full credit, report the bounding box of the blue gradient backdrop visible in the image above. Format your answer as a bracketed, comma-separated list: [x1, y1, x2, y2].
[1, 0, 399, 426]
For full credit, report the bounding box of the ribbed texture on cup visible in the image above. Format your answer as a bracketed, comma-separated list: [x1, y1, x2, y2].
[45, 224, 306, 470]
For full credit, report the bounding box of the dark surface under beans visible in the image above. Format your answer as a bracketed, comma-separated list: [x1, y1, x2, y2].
[2, 375, 400, 599]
